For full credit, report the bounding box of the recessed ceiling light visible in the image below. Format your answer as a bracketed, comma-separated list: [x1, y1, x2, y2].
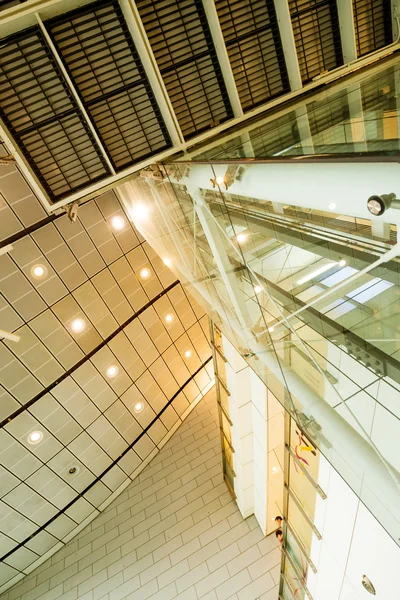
[106, 365, 118, 378]
[163, 258, 172, 268]
[216, 176, 224, 185]
[254, 285, 262, 294]
[131, 204, 149, 221]
[338, 259, 346, 267]
[236, 233, 247, 244]
[272, 465, 279, 473]
[71, 318, 85, 333]
[268, 326, 275, 333]
[184, 350, 192, 358]
[165, 313, 174, 324]
[134, 401, 144, 413]
[28, 431, 43, 444]
[31, 264, 46, 279]
[328, 202, 336, 210]
[111, 216, 125, 231]
[140, 267, 151, 279]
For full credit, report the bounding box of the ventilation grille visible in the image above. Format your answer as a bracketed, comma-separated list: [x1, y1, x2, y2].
[353, 0, 392, 57]
[47, 0, 171, 171]
[136, 0, 233, 139]
[215, 0, 289, 111]
[0, 27, 110, 201]
[289, 0, 343, 83]
[307, 92, 350, 137]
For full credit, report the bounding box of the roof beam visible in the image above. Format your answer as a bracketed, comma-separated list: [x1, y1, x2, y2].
[201, 0, 243, 117]
[120, 0, 184, 146]
[337, 0, 357, 63]
[273, 0, 302, 91]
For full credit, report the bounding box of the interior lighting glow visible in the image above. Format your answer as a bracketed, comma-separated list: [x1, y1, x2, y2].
[338, 259, 347, 267]
[111, 216, 125, 231]
[134, 401, 144, 413]
[163, 258, 172, 268]
[106, 365, 118, 378]
[271, 465, 279, 473]
[165, 313, 174, 324]
[268, 327, 275, 333]
[28, 431, 43, 444]
[184, 350, 192, 358]
[71, 318, 85, 333]
[131, 204, 149, 221]
[140, 267, 151, 280]
[236, 233, 247, 244]
[296, 262, 336, 286]
[31, 264, 46, 279]
[216, 176, 224, 185]
[254, 285, 262, 294]
[328, 202, 336, 210]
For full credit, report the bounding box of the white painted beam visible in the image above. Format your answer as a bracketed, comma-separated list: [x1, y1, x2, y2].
[201, 0, 243, 117]
[337, 0, 357, 62]
[0, 329, 20, 342]
[273, 0, 302, 91]
[0, 244, 13, 256]
[119, 0, 184, 146]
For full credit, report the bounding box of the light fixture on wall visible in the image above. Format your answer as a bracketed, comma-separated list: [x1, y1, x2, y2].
[31, 264, 47, 279]
[236, 233, 247, 244]
[106, 365, 118, 378]
[71, 318, 85, 333]
[134, 401, 144, 413]
[111, 215, 125, 231]
[28, 431, 43, 444]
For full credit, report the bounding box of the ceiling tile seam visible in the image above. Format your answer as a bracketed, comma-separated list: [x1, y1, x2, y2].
[0, 213, 62, 250]
[0, 280, 180, 429]
[0, 355, 213, 564]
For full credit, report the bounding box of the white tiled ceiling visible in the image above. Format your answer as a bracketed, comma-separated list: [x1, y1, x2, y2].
[0, 152, 213, 590]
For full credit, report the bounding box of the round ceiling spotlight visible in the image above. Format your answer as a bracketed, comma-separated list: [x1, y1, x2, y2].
[338, 259, 347, 267]
[328, 202, 336, 210]
[140, 267, 151, 280]
[71, 318, 85, 333]
[184, 350, 192, 358]
[28, 431, 43, 444]
[216, 176, 224, 185]
[111, 216, 125, 231]
[268, 326, 275, 333]
[131, 204, 149, 221]
[106, 365, 118, 378]
[31, 264, 47, 279]
[236, 233, 247, 244]
[165, 313, 174, 324]
[271, 465, 279, 473]
[134, 401, 144, 413]
[254, 285, 262, 294]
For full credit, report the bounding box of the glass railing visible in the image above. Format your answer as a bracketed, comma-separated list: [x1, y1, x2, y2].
[118, 155, 400, 546]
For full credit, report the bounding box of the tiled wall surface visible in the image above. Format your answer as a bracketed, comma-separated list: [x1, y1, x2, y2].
[1, 388, 280, 600]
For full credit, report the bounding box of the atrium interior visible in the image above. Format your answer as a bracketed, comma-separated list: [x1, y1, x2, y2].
[0, 1, 400, 599]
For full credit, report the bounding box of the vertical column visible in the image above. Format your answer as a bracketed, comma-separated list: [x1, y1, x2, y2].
[273, 0, 302, 91]
[250, 369, 269, 533]
[223, 336, 254, 518]
[337, 0, 358, 63]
